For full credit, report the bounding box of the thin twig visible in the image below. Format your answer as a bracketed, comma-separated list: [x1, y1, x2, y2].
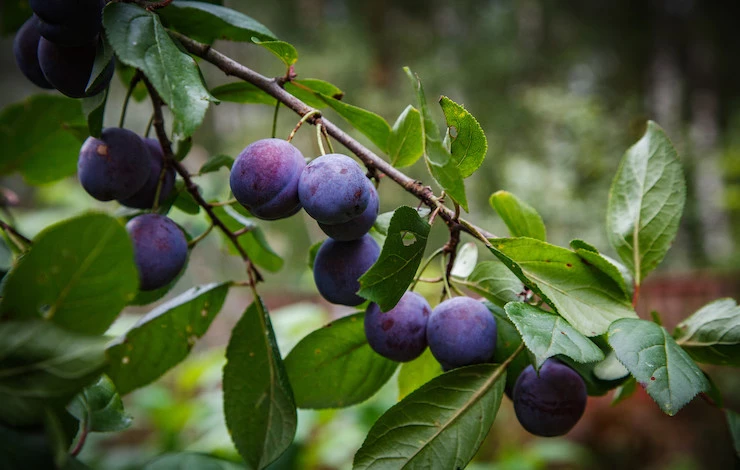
[119, 70, 142, 128]
[271, 101, 280, 138]
[287, 110, 320, 142]
[188, 224, 214, 248]
[210, 198, 238, 207]
[0, 219, 31, 250]
[410, 247, 445, 291]
[316, 123, 327, 156]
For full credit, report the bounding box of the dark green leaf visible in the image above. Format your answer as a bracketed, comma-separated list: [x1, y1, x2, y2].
[611, 377, 637, 406]
[0, 95, 85, 184]
[320, 94, 391, 153]
[0, 1, 32, 35]
[606, 121, 686, 286]
[608, 318, 709, 416]
[158, 1, 276, 43]
[44, 407, 78, 468]
[285, 312, 398, 408]
[199, 154, 234, 174]
[224, 299, 297, 470]
[570, 239, 633, 300]
[0, 422, 55, 469]
[81, 89, 107, 138]
[486, 302, 530, 394]
[86, 35, 114, 94]
[353, 364, 506, 470]
[210, 82, 276, 105]
[284, 79, 344, 109]
[674, 298, 740, 366]
[104, 3, 216, 138]
[107, 283, 230, 395]
[252, 37, 298, 66]
[397, 348, 442, 400]
[0, 213, 138, 335]
[726, 409, 740, 458]
[173, 187, 201, 215]
[489, 190, 546, 241]
[307, 240, 323, 269]
[358, 206, 430, 311]
[213, 205, 283, 272]
[144, 453, 246, 470]
[116, 64, 148, 102]
[460, 260, 524, 308]
[505, 302, 604, 369]
[0, 321, 107, 426]
[425, 139, 468, 211]
[68, 375, 132, 432]
[439, 96, 487, 178]
[388, 105, 423, 168]
[489, 238, 637, 336]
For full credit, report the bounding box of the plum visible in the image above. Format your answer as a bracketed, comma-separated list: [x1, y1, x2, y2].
[229, 138, 306, 220]
[318, 183, 378, 241]
[298, 154, 373, 224]
[364, 291, 431, 362]
[12, 16, 53, 89]
[38, 37, 113, 98]
[512, 359, 587, 437]
[31, 0, 104, 46]
[78, 127, 151, 201]
[119, 138, 176, 209]
[313, 234, 379, 306]
[426, 297, 497, 370]
[126, 214, 188, 291]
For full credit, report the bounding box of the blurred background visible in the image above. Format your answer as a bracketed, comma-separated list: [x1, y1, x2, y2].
[1, 0, 739, 468]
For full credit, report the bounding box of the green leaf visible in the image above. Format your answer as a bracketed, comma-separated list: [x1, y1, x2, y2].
[674, 298, 740, 366]
[81, 89, 107, 138]
[403, 67, 440, 141]
[397, 348, 442, 400]
[439, 96, 487, 178]
[353, 363, 506, 470]
[388, 105, 423, 168]
[116, 64, 148, 102]
[213, 205, 284, 272]
[0, 1, 32, 35]
[144, 453, 246, 470]
[726, 409, 740, 458]
[68, 375, 132, 432]
[284, 79, 344, 109]
[606, 121, 686, 286]
[608, 318, 709, 416]
[358, 206, 430, 311]
[425, 137, 468, 212]
[307, 240, 323, 269]
[559, 353, 628, 397]
[611, 377, 637, 406]
[199, 154, 234, 174]
[107, 283, 230, 395]
[320, 94, 391, 153]
[44, 407, 78, 468]
[104, 3, 216, 138]
[450, 242, 478, 279]
[505, 302, 604, 369]
[592, 351, 629, 382]
[224, 299, 297, 470]
[489, 190, 546, 241]
[284, 312, 398, 408]
[489, 238, 637, 336]
[0, 321, 108, 426]
[173, 186, 201, 215]
[158, 1, 276, 43]
[460, 260, 524, 308]
[210, 82, 276, 105]
[0, 95, 85, 184]
[486, 302, 530, 394]
[86, 35, 114, 94]
[570, 239, 633, 300]
[252, 37, 298, 66]
[0, 213, 138, 335]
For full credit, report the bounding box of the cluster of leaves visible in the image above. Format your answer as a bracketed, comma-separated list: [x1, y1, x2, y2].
[0, 1, 738, 469]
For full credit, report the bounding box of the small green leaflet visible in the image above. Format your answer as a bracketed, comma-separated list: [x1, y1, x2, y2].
[284, 79, 344, 109]
[461, 260, 524, 308]
[199, 154, 234, 174]
[608, 318, 709, 416]
[252, 37, 298, 66]
[388, 105, 424, 168]
[353, 364, 505, 470]
[358, 206, 430, 312]
[397, 348, 442, 400]
[223, 299, 297, 470]
[606, 121, 686, 286]
[489, 190, 546, 241]
[86, 34, 114, 94]
[505, 302, 604, 369]
[403, 67, 440, 141]
[320, 94, 391, 152]
[439, 96, 487, 178]
[569, 239, 633, 300]
[284, 312, 398, 408]
[68, 375, 132, 433]
[611, 378, 637, 406]
[674, 298, 740, 366]
[210, 82, 276, 105]
[81, 89, 107, 138]
[425, 139, 468, 211]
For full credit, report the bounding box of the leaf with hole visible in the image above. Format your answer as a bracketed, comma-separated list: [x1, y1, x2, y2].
[439, 96, 487, 178]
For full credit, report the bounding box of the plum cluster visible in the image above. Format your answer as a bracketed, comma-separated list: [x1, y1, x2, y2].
[13, 0, 113, 98]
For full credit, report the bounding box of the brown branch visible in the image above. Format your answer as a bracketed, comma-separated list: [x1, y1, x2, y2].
[169, 31, 497, 246]
[0, 219, 32, 250]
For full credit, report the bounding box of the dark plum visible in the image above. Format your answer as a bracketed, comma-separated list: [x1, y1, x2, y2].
[119, 138, 176, 209]
[78, 127, 151, 201]
[31, 0, 104, 46]
[426, 297, 497, 370]
[298, 153, 373, 224]
[126, 214, 188, 291]
[313, 234, 379, 306]
[364, 291, 431, 362]
[38, 37, 113, 98]
[318, 183, 378, 241]
[512, 359, 587, 437]
[12, 16, 53, 89]
[229, 139, 306, 220]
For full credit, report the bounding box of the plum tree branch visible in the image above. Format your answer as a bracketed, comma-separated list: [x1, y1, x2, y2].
[170, 31, 497, 246]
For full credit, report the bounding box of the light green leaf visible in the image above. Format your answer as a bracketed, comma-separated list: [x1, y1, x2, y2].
[68, 375, 132, 433]
[439, 96, 487, 178]
[104, 3, 216, 138]
[81, 89, 107, 138]
[199, 154, 234, 174]
[284, 79, 344, 109]
[460, 260, 524, 308]
[611, 377, 637, 406]
[606, 121, 686, 285]
[107, 283, 230, 394]
[397, 348, 442, 400]
[284, 312, 398, 408]
[353, 364, 506, 470]
[212, 205, 283, 272]
[570, 239, 633, 300]
[674, 298, 740, 366]
[158, 1, 276, 43]
[505, 302, 604, 369]
[0, 213, 138, 335]
[144, 453, 246, 470]
[592, 351, 629, 382]
[210, 82, 276, 105]
[224, 299, 297, 470]
[388, 105, 423, 167]
[608, 318, 709, 416]
[403, 67, 440, 141]
[320, 94, 391, 152]
[450, 242, 478, 279]
[489, 190, 546, 241]
[425, 139, 468, 211]
[358, 206, 430, 312]
[252, 37, 298, 66]
[489, 238, 637, 336]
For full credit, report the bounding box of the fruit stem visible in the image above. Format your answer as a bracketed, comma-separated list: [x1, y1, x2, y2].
[188, 224, 214, 248]
[410, 247, 445, 291]
[271, 101, 280, 138]
[287, 110, 320, 143]
[316, 123, 327, 155]
[119, 70, 142, 128]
